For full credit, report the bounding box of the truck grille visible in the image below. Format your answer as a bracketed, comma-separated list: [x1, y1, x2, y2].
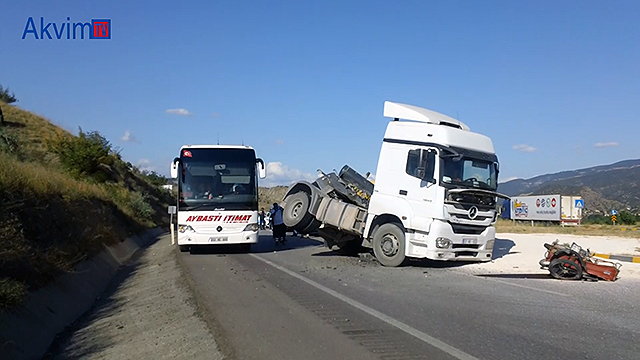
[450, 223, 485, 235]
[450, 213, 491, 221]
[448, 202, 494, 212]
[455, 251, 478, 257]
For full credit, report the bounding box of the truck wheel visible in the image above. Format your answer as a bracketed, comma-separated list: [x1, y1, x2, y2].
[549, 258, 582, 280]
[300, 218, 321, 235]
[179, 245, 190, 253]
[283, 192, 313, 230]
[372, 223, 406, 267]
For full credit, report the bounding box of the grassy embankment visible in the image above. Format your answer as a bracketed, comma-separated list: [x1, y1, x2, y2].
[0, 101, 173, 310]
[495, 219, 640, 238]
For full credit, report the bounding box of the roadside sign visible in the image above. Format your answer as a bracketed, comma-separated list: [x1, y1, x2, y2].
[168, 206, 177, 245]
[611, 209, 617, 215]
[575, 199, 584, 209]
[612, 215, 617, 224]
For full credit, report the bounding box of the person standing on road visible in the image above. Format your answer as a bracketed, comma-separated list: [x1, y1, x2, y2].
[270, 202, 286, 243]
[259, 208, 266, 230]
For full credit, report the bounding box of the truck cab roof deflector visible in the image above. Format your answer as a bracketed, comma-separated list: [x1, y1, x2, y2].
[383, 101, 470, 131]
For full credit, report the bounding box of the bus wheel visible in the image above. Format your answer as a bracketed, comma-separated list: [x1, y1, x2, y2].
[372, 223, 406, 267]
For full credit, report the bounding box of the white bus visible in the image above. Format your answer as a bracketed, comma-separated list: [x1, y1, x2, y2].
[170, 145, 266, 252]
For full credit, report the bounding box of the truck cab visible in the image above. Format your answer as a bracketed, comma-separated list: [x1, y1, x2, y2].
[367, 102, 502, 263]
[282, 101, 506, 266]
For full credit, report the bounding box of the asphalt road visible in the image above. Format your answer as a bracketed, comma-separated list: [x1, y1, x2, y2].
[180, 231, 640, 360]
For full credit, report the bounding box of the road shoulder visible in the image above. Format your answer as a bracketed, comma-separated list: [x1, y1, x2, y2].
[47, 235, 223, 360]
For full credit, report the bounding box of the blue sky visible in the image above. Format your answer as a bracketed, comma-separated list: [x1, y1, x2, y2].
[2, 1, 639, 186]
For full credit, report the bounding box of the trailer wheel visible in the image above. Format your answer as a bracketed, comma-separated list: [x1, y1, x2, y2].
[373, 223, 406, 267]
[179, 245, 190, 253]
[549, 258, 582, 280]
[283, 192, 313, 230]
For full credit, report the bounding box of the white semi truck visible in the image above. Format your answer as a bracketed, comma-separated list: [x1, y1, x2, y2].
[170, 145, 266, 252]
[282, 101, 508, 266]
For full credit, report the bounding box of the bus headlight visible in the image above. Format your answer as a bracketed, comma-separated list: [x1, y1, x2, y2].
[178, 225, 195, 233]
[435, 237, 452, 249]
[243, 223, 259, 232]
[486, 239, 495, 251]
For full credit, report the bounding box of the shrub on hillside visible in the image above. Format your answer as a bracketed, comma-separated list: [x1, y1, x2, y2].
[618, 211, 636, 225]
[583, 214, 609, 225]
[48, 128, 116, 182]
[0, 84, 17, 104]
[104, 184, 155, 226]
[0, 278, 26, 310]
[128, 192, 154, 222]
[0, 128, 19, 155]
[141, 170, 168, 188]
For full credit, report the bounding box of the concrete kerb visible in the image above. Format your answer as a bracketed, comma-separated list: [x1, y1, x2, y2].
[591, 253, 640, 264]
[0, 227, 167, 360]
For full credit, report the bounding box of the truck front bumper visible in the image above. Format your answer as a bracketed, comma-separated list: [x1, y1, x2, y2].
[405, 220, 495, 261]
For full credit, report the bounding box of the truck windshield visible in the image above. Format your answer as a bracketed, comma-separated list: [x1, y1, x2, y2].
[441, 157, 497, 191]
[179, 148, 257, 210]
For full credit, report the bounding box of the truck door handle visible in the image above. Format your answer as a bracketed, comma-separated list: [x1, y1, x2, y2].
[399, 190, 407, 196]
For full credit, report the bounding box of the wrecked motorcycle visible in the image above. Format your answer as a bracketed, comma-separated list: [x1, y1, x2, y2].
[539, 240, 621, 281]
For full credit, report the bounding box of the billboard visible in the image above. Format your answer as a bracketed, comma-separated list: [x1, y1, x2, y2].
[511, 195, 561, 221]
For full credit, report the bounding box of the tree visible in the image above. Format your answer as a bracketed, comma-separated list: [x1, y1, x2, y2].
[0, 84, 17, 104]
[618, 211, 637, 225]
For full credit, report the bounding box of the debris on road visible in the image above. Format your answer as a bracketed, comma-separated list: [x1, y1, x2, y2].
[539, 240, 621, 281]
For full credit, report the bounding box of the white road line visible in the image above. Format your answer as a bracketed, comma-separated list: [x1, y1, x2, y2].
[479, 277, 570, 297]
[249, 254, 480, 360]
[453, 270, 570, 297]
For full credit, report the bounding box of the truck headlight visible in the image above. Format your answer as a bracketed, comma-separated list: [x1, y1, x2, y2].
[486, 239, 495, 251]
[435, 237, 452, 249]
[243, 223, 259, 232]
[178, 225, 195, 233]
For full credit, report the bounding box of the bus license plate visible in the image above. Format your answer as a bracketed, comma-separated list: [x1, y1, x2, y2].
[209, 237, 228, 242]
[462, 238, 477, 245]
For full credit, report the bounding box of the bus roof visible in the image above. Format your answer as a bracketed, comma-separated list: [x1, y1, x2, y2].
[180, 145, 255, 150]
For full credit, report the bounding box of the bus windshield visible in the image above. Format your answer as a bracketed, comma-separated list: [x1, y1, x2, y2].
[179, 148, 257, 210]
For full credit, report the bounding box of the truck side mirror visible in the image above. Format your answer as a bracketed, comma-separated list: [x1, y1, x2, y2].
[170, 158, 180, 179]
[256, 158, 266, 179]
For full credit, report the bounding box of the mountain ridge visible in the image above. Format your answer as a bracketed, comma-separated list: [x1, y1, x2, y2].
[498, 159, 640, 213]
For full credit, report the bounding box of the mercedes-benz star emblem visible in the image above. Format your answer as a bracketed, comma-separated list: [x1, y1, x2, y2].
[217, 226, 223, 232]
[468, 206, 478, 220]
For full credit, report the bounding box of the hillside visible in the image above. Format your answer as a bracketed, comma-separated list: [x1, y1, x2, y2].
[499, 159, 640, 213]
[0, 101, 172, 310]
[259, 186, 288, 210]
